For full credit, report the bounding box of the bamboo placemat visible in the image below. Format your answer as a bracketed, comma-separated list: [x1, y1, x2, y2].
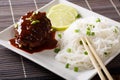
[0, 0, 120, 80]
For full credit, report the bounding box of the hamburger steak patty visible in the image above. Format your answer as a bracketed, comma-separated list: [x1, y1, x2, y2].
[10, 11, 57, 53]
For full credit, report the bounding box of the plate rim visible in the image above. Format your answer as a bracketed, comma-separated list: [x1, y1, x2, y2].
[0, 0, 120, 80]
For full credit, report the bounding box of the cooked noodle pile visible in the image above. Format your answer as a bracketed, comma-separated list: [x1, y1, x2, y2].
[55, 17, 120, 71]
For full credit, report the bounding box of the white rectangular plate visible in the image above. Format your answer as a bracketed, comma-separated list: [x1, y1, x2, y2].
[0, 0, 120, 80]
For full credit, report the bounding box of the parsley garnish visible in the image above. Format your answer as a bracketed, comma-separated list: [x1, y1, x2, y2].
[58, 34, 62, 39]
[86, 27, 95, 36]
[74, 67, 79, 72]
[76, 14, 81, 18]
[31, 20, 40, 25]
[84, 51, 88, 55]
[65, 63, 70, 68]
[79, 40, 83, 45]
[67, 48, 72, 53]
[74, 29, 80, 33]
[96, 18, 101, 22]
[54, 48, 60, 53]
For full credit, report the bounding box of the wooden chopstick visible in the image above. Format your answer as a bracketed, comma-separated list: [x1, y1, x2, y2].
[81, 36, 113, 80]
[81, 37, 106, 80]
[84, 36, 113, 80]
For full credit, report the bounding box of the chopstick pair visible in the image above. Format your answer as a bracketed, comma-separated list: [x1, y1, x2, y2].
[81, 36, 113, 80]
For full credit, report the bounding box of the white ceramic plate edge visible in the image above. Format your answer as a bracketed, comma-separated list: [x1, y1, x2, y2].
[0, 0, 120, 80]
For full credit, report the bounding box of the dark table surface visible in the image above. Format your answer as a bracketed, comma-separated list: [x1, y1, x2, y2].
[0, 0, 120, 80]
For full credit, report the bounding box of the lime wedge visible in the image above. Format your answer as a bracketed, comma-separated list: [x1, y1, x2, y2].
[47, 4, 79, 31]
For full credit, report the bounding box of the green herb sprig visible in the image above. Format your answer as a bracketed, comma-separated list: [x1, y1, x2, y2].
[84, 51, 88, 55]
[74, 67, 79, 72]
[96, 18, 101, 22]
[66, 48, 72, 53]
[54, 48, 60, 53]
[65, 63, 70, 68]
[31, 20, 40, 25]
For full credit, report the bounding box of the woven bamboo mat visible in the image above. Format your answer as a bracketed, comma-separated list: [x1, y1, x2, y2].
[0, 0, 120, 80]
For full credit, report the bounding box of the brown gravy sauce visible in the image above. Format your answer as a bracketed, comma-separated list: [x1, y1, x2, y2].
[9, 32, 57, 53]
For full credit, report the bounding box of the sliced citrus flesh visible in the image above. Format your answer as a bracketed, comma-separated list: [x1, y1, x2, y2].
[47, 4, 80, 31]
